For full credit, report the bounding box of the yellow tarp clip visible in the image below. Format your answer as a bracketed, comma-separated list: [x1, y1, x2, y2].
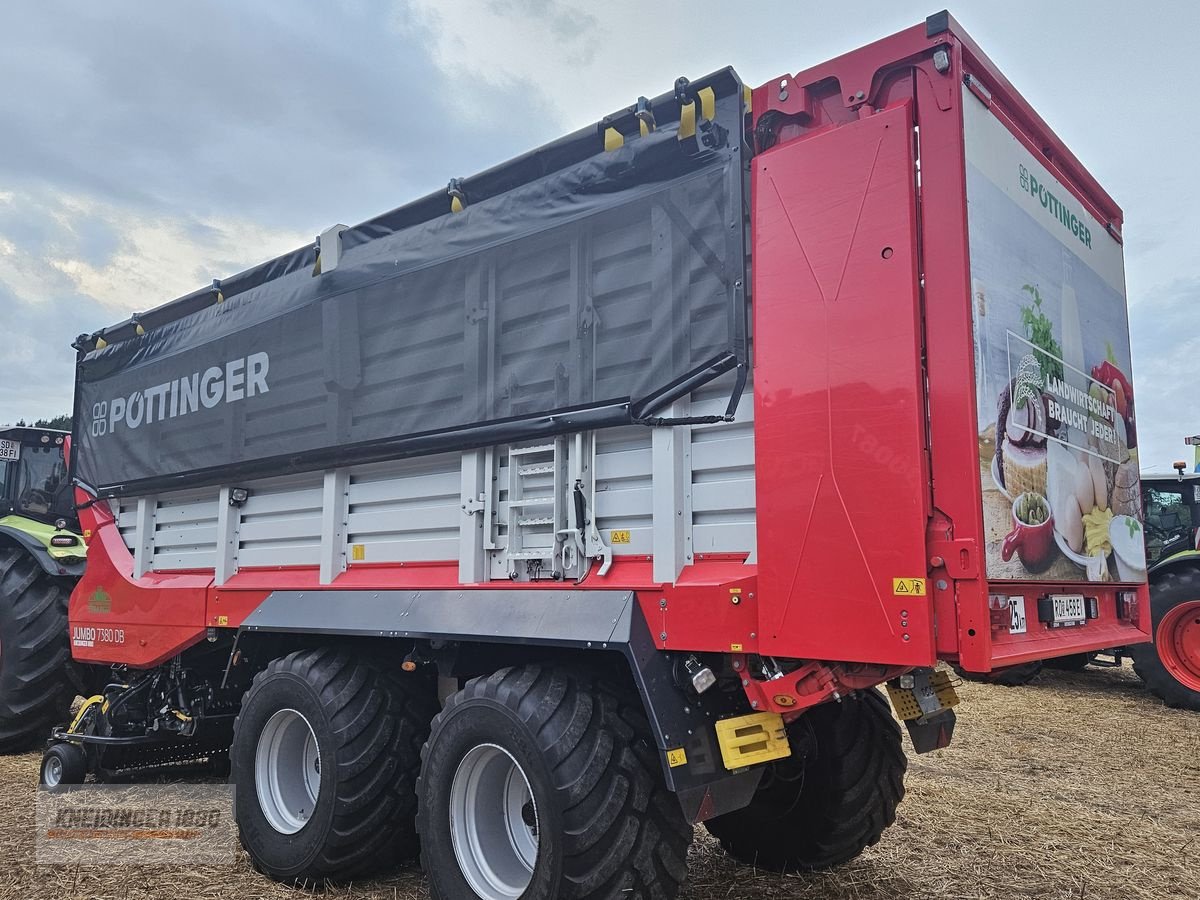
[447, 177, 466, 213]
[603, 126, 624, 152]
[634, 96, 655, 137]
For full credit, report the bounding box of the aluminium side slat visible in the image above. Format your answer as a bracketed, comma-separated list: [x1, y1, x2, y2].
[691, 480, 755, 514]
[237, 544, 322, 569]
[347, 481, 462, 508]
[238, 488, 324, 516]
[347, 504, 461, 535]
[151, 549, 218, 571]
[239, 516, 323, 543]
[152, 524, 218, 549]
[692, 523, 756, 555]
[349, 537, 460, 563]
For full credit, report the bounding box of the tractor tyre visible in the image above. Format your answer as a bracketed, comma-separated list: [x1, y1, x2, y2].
[231, 647, 438, 884]
[418, 665, 692, 900]
[1044, 653, 1093, 672]
[1130, 567, 1200, 711]
[41, 741, 87, 787]
[704, 687, 906, 872]
[952, 661, 1043, 686]
[0, 546, 76, 753]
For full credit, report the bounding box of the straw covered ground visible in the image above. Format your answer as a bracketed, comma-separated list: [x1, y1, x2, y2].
[0, 663, 1195, 900]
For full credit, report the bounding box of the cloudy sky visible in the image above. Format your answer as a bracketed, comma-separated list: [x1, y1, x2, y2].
[2, 1, 1196, 471]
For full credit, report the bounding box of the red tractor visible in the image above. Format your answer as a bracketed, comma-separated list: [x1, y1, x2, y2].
[44, 13, 1150, 897]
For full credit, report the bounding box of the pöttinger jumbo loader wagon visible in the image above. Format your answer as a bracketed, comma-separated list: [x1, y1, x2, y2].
[49, 12, 1150, 898]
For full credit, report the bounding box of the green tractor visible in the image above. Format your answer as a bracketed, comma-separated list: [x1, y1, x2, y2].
[1130, 470, 1200, 709]
[0, 426, 88, 751]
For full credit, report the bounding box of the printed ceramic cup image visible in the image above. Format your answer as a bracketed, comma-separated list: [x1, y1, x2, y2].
[1109, 514, 1147, 582]
[1002, 491, 1055, 573]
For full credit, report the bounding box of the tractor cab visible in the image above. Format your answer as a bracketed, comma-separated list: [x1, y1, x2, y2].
[1142, 471, 1200, 568]
[0, 427, 78, 533]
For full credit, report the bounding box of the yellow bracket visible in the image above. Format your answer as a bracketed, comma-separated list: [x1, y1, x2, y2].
[886, 669, 960, 722]
[603, 126, 624, 152]
[678, 101, 697, 140]
[67, 695, 106, 734]
[714, 711, 791, 771]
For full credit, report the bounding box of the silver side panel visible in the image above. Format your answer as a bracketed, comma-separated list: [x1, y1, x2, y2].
[120, 375, 756, 584]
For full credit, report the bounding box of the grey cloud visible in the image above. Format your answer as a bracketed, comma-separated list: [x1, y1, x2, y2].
[0, 283, 111, 424]
[487, 0, 597, 56]
[0, 0, 571, 421]
[3, 2, 560, 233]
[1129, 278, 1200, 469]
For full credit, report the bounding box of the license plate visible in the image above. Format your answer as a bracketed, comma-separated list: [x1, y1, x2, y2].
[1008, 597, 1027, 634]
[0, 439, 18, 462]
[1049, 594, 1086, 626]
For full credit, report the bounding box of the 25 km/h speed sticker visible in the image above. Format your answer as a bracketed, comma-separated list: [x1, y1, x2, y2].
[1009, 597, 1028, 635]
[0, 439, 20, 462]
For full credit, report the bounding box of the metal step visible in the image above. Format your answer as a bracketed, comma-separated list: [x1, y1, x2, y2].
[517, 464, 556, 476]
[506, 549, 555, 560]
[508, 496, 553, 507]
[509, 444, 556, 456]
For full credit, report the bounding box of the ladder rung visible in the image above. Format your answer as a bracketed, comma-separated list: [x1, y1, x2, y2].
[508, 497, 553, 507]
[507, 549, 555, 560]
[509, 444, 556, 456]
[518, 464, 556, 476]
[516, 516, 554, 526]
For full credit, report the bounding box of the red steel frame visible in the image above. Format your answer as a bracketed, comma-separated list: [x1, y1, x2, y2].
[68, 14, 1151, 708]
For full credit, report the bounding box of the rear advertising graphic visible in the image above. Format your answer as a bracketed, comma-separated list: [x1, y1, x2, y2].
[964, 89, 1145, 583]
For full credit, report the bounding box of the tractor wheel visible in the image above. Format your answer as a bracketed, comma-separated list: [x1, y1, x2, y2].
[231, 647, 437, 884]
[417, 666, 692, 900]
[0, 546, 75, 753]
[1044, 653, 1093, 672]
[1130, 567, 1200, 711]
[41, 741, 87, 787]
[952, 661, 1043, 686]
[704, 687, 906, 873]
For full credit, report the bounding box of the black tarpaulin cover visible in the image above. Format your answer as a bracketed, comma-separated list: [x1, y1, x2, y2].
[73, 71, 747, 495]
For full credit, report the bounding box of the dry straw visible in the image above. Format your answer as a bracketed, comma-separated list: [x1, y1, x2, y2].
[0, 664, 1195, 900]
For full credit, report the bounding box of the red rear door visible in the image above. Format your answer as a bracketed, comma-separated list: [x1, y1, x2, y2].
[752, 102, 935, 666]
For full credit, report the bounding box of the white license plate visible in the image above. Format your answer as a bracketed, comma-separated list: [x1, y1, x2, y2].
[0, 439, 19, 462]
[1050, 594, 1086, 625]
[1008, 597, 1027, 634]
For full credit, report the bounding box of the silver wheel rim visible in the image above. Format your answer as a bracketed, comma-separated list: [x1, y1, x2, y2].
[44, 755, 63, 787]
[255, 708, 321, 834]
[449, 743, 539, 899]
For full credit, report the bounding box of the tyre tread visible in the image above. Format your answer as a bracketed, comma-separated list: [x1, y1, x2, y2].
[419, 665, 692, 900]
[0, 547, 74, 753]
[704, 687, 906, 873]
[1131, 567, 1200, 711]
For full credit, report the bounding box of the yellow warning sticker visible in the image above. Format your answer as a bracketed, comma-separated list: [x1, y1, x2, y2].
[666, 748, 688, 768]
[610, 529, 631, 544]
[216, 615, 229, 626]
[892, 578, 926, 596]
[730, 642, 744, 652]
[351, 544, 365, 561]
